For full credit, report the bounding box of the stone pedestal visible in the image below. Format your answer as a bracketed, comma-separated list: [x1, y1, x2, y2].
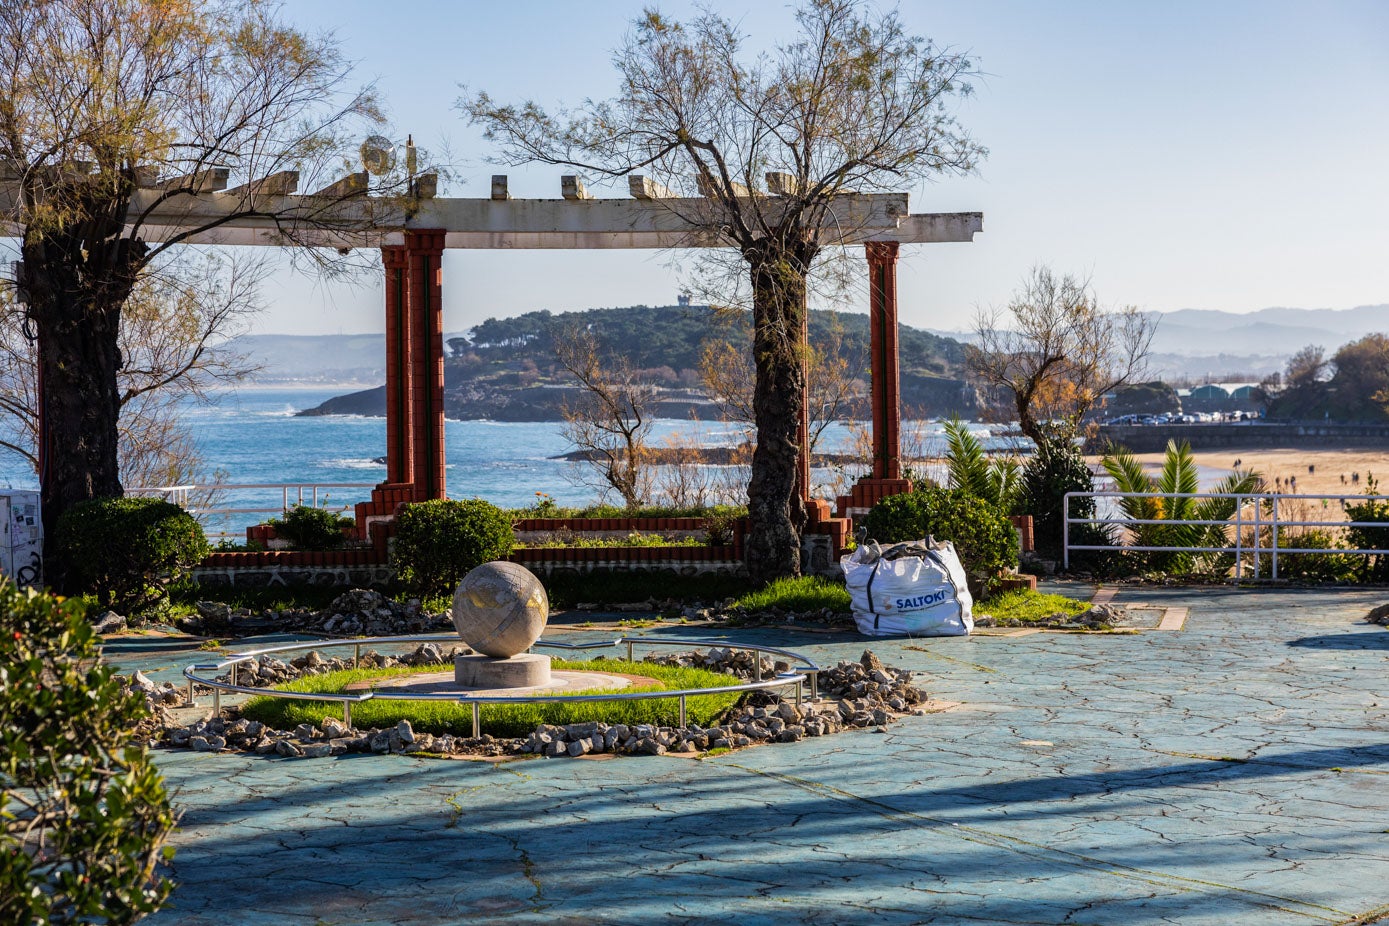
[454, 653, 552, 689]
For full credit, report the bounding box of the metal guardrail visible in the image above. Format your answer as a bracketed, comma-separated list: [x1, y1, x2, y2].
[1063, 491, 1389, 580]
[183, 634, 822, 738]
[129, 482, 375, 540]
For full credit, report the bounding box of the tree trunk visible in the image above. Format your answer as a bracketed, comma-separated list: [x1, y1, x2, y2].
[745, 250, 810, 584]
[24, 234, 132, 588]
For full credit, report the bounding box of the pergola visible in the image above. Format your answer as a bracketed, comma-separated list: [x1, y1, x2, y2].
[6, 168, 981, 528]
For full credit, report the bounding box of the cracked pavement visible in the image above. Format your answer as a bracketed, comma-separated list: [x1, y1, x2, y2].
[108, 584, 1389, 924]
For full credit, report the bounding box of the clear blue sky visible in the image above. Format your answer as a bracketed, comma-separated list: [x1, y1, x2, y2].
[259, 0, 1389, 336]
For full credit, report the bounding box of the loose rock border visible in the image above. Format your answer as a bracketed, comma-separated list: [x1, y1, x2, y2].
[128, 650, 931, 761]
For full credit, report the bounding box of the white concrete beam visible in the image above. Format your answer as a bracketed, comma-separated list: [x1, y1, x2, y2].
[0, 181, 976, 249]
[866, 212, 983, 244]
[153, 167, 229, 193]
[628, 175, 675, 199]
[695, 173, 753, 198]
[491, 175, 511, 200]
[223, 170, 299, 197]
[413, 172, 438, 199]
[766, 172, 800, 196]
[308, 171, 367, 198]
[561, 175, 591, 200]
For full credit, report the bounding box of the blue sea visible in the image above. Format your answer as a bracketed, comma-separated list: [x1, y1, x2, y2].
[0, 386, 1027, 538]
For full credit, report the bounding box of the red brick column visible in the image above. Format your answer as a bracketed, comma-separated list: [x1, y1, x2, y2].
[381, 245, 411, 485]
[866, 241, 902, 480]
[405, 230, 447, 501]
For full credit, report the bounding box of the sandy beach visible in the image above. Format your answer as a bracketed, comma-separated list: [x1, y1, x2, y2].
[1088, 446, 1389, 495]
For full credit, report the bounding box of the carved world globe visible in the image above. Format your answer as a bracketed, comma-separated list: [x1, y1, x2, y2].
[451, 561, 549, 658]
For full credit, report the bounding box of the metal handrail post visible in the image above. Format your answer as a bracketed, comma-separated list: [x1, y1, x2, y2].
[1235, 497, 1243, 580]
[1062, 492, 1071, 570]
[1252, 495, 1261, 580]
[1271, 495, 1280, 579]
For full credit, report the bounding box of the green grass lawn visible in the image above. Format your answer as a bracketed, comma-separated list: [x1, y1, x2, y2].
[239, 658, 745, 738]
[734, 576, 852, 613]
[978, 590, 1089, 624]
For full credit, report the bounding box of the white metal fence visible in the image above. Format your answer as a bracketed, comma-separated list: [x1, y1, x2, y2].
[1063, 491, 1389, 580]
[128, 483, 375, 540]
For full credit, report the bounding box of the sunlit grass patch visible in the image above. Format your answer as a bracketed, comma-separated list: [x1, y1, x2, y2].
[239, 658, 743, 737]
[734, 576, 851, 613]
[978, 590, 1089, 624]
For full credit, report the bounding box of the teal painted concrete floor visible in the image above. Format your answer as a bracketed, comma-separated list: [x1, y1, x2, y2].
[111, 585, 1389, 925]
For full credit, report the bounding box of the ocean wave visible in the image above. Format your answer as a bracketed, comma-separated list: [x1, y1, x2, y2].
[325, 458, 387, 469]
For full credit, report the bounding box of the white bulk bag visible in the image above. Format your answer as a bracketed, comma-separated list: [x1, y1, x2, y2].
[841, 538, 973, 637]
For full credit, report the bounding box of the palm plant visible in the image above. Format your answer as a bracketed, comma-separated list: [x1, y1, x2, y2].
[943, 418, 1021, 513]
[1102, 440, 1261, 574]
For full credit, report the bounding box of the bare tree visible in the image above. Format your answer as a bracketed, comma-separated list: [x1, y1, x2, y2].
[555, 325, 656, 509]
[968, 266, 1155, 443]
[0, 252, 261, 488]
[0, 0, 396, 574]
[465, 0, 982, 580]
[700, 310, 864, 453]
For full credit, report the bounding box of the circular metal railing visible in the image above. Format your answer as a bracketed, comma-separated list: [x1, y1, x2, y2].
[183, 634, 821, 738]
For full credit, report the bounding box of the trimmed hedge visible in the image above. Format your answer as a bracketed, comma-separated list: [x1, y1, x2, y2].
[861, 485, 1020, 597]
[391, 499, 515, 597]
[55, 496, 208, 614]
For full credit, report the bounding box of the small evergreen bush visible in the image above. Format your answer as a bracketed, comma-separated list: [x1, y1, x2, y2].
[861, 485, 1020, 597]
[1020, 435, 1101, 558]
[55, 496, 209, 614]
[0, 583, 176, 924]
[267, 504, 354, 550]
[392, 499, 515, 597]
[1345, 478, 1389, 581]
[1277, 530, 1357, 582]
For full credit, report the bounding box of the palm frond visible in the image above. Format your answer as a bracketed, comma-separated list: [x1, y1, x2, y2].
[944, 417, 992, 500]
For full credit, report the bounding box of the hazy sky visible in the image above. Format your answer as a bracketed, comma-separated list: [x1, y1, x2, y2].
[257, 0, 1389, 336]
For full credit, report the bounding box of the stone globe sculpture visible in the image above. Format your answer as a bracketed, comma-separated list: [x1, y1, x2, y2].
[452, 562, 551, 688]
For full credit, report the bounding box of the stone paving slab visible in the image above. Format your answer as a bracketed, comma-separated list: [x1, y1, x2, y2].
[108, 585, 1389, 925]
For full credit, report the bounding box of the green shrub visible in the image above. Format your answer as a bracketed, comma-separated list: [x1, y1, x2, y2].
[861, 485, 1020, 597]
[267, 504, 354, 550]
[55, 496, 209, 614]
[0, 583, 176, 924]
[1345, 478, 1389, 582]
[1020, 435, 1102, 558]
[392, 499, 515, 597]
[1277, 530, 1358, 582]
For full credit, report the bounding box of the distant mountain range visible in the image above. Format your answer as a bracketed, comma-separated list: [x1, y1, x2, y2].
[928, 304, 1389, 380]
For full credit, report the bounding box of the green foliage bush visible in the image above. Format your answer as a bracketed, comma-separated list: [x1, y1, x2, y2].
[267, 504, 354, 550]
[861, 485, 1020, 597]
[0, 583, 176, 924]
[55, 496, 209, 614]
[1277, 530, 1358, 582]
[392, 499, 515, 597]
[1020, 436, 1102, 558]
[1345, 480, 1389, 581]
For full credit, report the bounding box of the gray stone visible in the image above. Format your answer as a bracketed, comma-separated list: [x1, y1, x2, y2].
[92, 611, 127, 634]
[300, 743, 333, 759]
[454, 652, 552, 688]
